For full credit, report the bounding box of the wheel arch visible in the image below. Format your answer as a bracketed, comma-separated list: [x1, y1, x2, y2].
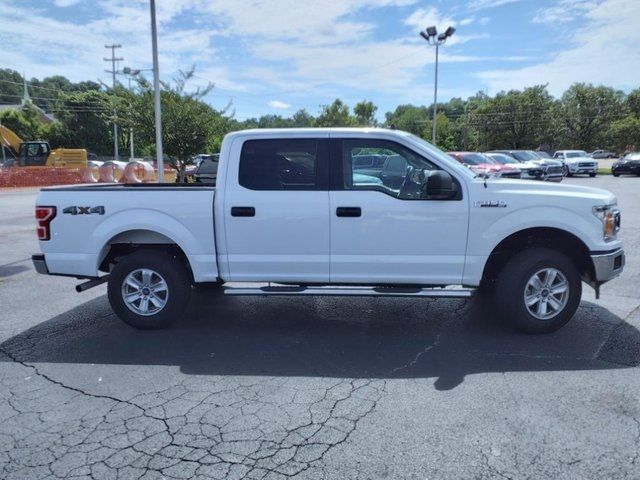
[481, 227, 595, 287]
[98, 229, 194, 282]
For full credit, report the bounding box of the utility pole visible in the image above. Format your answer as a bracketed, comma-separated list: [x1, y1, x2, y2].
[104, 44, 123, 161]
[150, 0, 164, 182]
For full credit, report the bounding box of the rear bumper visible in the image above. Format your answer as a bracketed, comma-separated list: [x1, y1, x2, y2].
[32, 254, 49, 274]
[591, 249, 625, 283]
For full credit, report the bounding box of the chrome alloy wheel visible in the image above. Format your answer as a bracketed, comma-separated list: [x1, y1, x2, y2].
[523, 268, 570, 320]
[121, 268, 169, 316]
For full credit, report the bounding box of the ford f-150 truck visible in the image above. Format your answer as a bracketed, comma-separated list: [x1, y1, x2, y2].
[32, 128, 625, 333]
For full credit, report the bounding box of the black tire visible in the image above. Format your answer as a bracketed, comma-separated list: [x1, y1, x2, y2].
[492, 248, 582, 334]
[613, 172, 620, 177]
[108, 250, 191, 329]
[589, 172, 596, 177]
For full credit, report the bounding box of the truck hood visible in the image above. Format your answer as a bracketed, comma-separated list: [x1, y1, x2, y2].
[564, 156, 594, 164]
[482, 178, 616, 205]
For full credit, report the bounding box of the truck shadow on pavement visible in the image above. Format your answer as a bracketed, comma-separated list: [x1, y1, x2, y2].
[1, 288, 639, 391]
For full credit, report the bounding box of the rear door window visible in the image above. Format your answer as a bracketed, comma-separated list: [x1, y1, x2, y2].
[239, 139, 328, 190]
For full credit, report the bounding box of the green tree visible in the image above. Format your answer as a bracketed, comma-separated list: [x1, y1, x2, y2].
[556, 83, 625, 150]
[0, 103, 44, 141]
[605, 116, 640, 154]
[384, 104, 429, 135]
[0, 69, 24, 105]
[315, 99, 357, 127]
[625, 88, 640, 118]
[291, 109, 314, 127]
[51, 90, 114, 153]
[128, 69, 231, 181]
[423, 113, 460, 151]
[473, 85, 555, 150]
[354, 100, 377, 126]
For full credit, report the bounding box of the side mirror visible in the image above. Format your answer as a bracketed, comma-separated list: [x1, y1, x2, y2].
[424, 170, 457, 200]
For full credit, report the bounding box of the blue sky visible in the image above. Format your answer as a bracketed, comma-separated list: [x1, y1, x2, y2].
[2, 0, 639, 120]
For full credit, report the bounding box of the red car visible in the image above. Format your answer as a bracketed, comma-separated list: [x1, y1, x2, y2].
[448, 152, 521, 179]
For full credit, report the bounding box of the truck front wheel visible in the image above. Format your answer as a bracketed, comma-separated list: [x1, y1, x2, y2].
[108, 250, 191, 329]
[493, 248, 582, 333]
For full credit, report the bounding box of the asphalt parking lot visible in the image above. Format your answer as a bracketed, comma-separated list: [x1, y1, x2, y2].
[0, 176, 639, 480]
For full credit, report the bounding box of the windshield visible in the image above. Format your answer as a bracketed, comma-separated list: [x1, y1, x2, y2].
[512, 151, 538, 161]
[534, 151, 551, 159]
[487, 153, 518, 164]
[625, 153, 640, 160]
[566, 151, 588, 158]
[459, 153, 491, 165]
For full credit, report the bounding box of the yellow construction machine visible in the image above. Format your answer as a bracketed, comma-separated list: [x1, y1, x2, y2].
[0, 124, 87, 168]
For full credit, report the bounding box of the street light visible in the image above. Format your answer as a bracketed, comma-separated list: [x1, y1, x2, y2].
[419, 25, 455, 145]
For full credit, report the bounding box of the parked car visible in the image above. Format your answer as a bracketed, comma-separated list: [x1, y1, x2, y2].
[448, 152, 521, 179]
[193, 154, 220, 184]
[611, 152, 640, 176]
[484, 152, 546, 181]
[489, 150, 564, 182]
[553, 150, 598, 177]
[191, 153, 218, 168]
[32, 128, 624, 334]
[590, 150, 616, 159]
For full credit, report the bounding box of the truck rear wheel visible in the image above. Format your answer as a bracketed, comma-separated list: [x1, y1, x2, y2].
[493, 248, 581, 334]
[108, 250, 191, 329]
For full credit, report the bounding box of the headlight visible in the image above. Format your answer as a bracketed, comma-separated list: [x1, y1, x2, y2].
[593, 204, 621, 241]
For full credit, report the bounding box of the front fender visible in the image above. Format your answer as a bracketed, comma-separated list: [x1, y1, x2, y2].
[468, 205, 601, 257]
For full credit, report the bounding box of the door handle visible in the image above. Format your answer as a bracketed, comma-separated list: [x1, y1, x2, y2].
[336, 207, 361, 217]
[231, 206, 255, 217]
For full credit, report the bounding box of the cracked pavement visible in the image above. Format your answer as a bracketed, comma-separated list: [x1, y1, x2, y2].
[0, 176, 639, 479]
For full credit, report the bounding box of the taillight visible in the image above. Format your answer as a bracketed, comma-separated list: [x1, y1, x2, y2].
[36, 206, 56, 241]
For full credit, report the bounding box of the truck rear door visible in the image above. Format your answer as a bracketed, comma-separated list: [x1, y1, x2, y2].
[222, 134, 330, 282]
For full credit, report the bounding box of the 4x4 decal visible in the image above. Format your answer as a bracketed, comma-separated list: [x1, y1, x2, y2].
[63, 206, 105, 215]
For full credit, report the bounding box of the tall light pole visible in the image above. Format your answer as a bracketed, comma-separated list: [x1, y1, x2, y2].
[419, 26, 455, 145]
[149, 0, 164, 182]
[104, 44, 123, 160]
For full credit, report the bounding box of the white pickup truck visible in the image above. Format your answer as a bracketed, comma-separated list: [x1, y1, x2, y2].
[32, 128, 625, 333]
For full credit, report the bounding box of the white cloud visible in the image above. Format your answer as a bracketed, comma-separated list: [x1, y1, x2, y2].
[477, 0, 640, 95]
[268, 100, 291, 109]
[533, 0, 599, 24]
[200, 0, 417, 45]
[467, 0, 521, 11]
[404, 6, 457, 30]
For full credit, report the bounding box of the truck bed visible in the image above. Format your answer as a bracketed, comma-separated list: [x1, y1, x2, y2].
[36, 183, 218, 281]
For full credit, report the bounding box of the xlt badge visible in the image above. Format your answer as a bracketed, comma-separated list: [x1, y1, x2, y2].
[474, 200, 507, 208]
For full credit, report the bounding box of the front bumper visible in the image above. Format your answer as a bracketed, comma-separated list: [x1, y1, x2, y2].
[591, 249, 625, 283]
[568, 164, 598, 174]
[32, 254, 49, 274]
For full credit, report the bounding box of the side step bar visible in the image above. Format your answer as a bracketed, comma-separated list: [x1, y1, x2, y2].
[223, 285, 474, 298]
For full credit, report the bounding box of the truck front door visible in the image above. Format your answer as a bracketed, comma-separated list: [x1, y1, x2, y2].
[223, 136, 331, 282]
[329, 137, 469, 285]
